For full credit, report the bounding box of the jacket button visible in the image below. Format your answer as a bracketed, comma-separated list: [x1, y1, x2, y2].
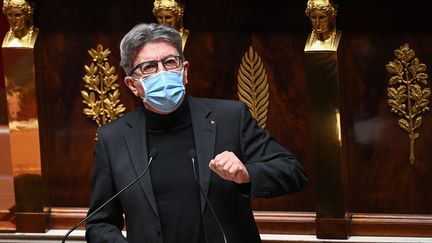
[155, 228, 161, 236]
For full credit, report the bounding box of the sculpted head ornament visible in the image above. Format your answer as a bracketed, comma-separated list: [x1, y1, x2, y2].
[305, 0, 337, 17]
[2, 0, 38, 47]
[152, 0, 189, 50]
[2, 0, 34, 15]
[304, 0, 341, 51]
[153, 0, 184, 17]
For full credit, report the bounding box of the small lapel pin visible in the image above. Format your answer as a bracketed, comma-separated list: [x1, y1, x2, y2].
[210, 120, 215, 125]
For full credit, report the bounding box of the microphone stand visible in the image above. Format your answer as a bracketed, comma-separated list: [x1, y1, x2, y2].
[62, 149, 158, 243]
[189, 149, 228, 243]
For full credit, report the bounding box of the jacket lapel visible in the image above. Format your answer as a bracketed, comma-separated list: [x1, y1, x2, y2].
[188, 97, 216, 212]
[123, 108, 159, 217]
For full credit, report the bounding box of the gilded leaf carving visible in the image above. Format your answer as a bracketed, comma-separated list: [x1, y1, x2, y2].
[237, 46, 269, 128]
[386, 43, 431, 165]
[82, 44, 126, 139]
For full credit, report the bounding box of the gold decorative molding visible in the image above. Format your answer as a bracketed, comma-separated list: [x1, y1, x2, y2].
[237, 46, 269, 128]
[386, 43, 431, 165]
[81, 45, 126, 138]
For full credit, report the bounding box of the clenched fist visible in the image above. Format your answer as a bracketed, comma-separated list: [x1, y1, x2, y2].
[209, 151, 250, 184]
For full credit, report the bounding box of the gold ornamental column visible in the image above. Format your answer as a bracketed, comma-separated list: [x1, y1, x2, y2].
[2, 0, 45, 232]
[304, 0, 349, 239]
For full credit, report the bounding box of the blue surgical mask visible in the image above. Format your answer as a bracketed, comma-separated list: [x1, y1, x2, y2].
[140, 70, 186, 113]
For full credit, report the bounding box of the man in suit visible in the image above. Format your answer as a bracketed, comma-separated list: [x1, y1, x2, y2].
[85, 23, 308, 243]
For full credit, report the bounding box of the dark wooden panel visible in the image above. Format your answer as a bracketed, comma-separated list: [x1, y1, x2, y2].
[336, 0, 432, 215]
[186, 31, 314, 211]
[34, 0, 144, 207]
[316, 217, 350, 239]
[15, 212, 46, 233]
[340, 32, 432, 214]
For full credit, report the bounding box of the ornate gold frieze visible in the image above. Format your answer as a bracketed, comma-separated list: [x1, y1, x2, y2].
[386, 43, 431, 165]
[237, 46, 269, 128]
[82, 45, 126, 138]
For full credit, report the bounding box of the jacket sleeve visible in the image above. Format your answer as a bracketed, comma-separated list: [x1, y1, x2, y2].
[238, 103, 308, 198]
[85, 130, 128, 243]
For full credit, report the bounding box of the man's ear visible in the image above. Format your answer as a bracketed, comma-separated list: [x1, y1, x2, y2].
[183, 61, 189, 86]
[124, 77, 139, 97]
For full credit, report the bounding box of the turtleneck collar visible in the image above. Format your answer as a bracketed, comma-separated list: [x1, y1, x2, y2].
[144, 97, 191, 132]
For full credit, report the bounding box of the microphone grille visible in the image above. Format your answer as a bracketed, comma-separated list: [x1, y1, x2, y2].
[188, 148, 197, 158]
[149, 148, 159, 158]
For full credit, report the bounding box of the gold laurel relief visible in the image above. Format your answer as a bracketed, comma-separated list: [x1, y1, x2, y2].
[82, 44, 126, 139]
[237, 46, 269, 128]
[386, 43, 431, 165]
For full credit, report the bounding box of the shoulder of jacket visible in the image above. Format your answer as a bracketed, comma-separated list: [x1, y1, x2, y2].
[190, 96, 245, 110]
[97, 107, 144, 134]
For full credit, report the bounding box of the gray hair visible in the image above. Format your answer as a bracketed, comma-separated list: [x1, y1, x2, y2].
[119, 23, 183, 75]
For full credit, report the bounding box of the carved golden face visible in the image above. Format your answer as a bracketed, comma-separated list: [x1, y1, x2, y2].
[155, 9, 179, 29]
[5, 6, 29, 33]
[308, 9, 333, 34]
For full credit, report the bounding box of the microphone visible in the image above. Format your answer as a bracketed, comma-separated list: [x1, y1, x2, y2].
[188, 149, 227, 243]
[62, 148, 159, 243]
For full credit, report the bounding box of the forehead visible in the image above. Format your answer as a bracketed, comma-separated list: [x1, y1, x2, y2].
[156, 9, 177, 17]
[5, 7, 26, 14]
[309, 9, 328, 17]
[134, 40, 179, 64]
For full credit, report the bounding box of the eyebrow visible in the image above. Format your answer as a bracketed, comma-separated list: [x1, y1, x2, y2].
[134, 54, 179, 64]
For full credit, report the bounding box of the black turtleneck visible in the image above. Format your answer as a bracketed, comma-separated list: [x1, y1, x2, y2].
[145, 99, 205, 243]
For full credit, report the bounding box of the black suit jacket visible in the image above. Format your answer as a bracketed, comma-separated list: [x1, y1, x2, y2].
[85, 96, 308, 243]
